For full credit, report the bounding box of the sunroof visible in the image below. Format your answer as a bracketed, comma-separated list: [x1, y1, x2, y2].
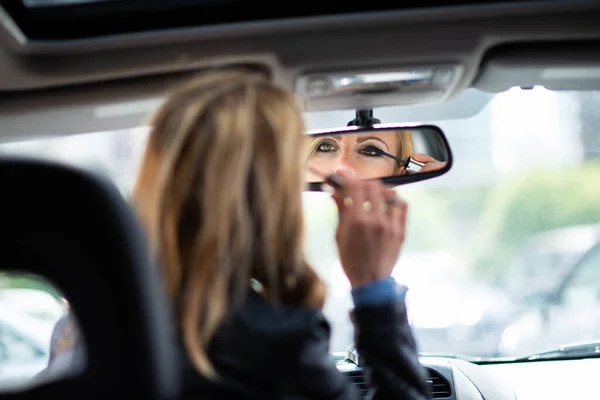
[1, 0, 559, 42]
[23, 0, 116, 7]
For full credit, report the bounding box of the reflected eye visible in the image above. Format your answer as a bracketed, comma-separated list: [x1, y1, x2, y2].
[316, 142, 337, 153]
[361, 145, 384, 157]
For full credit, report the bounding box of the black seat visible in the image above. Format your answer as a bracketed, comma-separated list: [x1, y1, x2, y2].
[0, 157, 179, 400]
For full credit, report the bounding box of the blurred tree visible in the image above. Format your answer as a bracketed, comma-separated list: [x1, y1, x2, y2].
[0, 272, 63, 300]
[474, 161, 600, 279]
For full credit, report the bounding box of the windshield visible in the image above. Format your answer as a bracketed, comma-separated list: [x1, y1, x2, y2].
[1, 87, 599, 361]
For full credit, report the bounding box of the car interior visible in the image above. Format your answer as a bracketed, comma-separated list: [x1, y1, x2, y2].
[2, 0, 600, 399]
[0, 158, 179, 400]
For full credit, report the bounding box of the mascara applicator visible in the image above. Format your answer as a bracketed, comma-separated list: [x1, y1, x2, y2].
[365, 146, 425, 174]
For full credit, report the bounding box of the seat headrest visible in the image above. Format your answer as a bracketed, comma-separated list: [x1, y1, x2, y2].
[0, 157, 179, 400]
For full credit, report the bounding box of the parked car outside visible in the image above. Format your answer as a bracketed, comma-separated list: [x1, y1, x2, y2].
[0, 308, 55, 390]
[498, 224, 600, 357]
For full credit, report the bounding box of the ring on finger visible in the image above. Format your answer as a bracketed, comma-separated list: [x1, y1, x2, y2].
[362, 200, 372, 212]
[344, 196, 354, 207]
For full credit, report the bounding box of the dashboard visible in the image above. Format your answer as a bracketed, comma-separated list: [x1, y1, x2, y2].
[336, 356, 600, 399]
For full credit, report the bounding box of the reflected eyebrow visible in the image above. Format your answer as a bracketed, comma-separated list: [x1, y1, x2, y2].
[315, 135, 341, 142]
[356, 136, 390, 151]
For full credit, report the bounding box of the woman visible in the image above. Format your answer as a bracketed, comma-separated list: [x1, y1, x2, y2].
[132, 68, 430, 399]
[306, 130, 414, 181]
[305, 130, 446, 182]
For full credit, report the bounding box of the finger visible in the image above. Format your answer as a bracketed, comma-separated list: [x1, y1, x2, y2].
[330, 171, 358, 207]
[396, 198, 408, 242]
[331, 191, 345, 211]
[363, 179, 383, 215]
[382, 189, 400, 209]
[332, 174, 365, 230]
[363, 181, 389, 238]
[332, 190, 349, 243]
[340, 176, 365, 215]
[332, 189, 354, 228]
[383, 190, 403, 228]
[419, 161, 448, 173]
[411, 153, 438, 163]
[381, 190, 399, 234]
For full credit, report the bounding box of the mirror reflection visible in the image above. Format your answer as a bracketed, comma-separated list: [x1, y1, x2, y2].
[305, 127, 449, 183]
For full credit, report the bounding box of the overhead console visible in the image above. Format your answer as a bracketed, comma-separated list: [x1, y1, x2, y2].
[295, 64, 465, 111]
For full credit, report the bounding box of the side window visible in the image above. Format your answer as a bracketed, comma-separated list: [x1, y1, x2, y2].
[562, 245, 600, 306]
[0, 272, 83, 390]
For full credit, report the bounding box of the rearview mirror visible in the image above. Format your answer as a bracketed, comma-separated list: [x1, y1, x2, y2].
[304, 124, 452, 191]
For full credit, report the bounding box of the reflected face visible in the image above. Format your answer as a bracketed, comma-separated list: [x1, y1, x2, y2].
[306, 132, 400, 182]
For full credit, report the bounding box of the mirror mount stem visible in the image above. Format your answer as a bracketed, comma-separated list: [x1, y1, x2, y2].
[347, 109, 381, 128]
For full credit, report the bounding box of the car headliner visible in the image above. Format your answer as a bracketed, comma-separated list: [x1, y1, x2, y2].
[2, 0, 600, 143]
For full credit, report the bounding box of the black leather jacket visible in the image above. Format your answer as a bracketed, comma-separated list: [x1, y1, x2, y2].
[179, 292, 431, 400]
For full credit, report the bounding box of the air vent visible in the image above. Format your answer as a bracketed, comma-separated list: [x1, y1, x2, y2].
[426, 368, 452, 398]
[344, 370, 371, 399]
[342, 367, 451, 399]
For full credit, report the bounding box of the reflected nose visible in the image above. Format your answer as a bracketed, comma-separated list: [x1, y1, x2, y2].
[333, 164, 356, 177]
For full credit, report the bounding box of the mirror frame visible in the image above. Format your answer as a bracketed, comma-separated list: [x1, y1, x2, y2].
[304, 123, 453, 191]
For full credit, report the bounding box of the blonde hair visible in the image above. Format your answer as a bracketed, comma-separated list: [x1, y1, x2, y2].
[131, 69, 326, 378]
[395, 130, 415, 170]
[307, 130, 415, 174]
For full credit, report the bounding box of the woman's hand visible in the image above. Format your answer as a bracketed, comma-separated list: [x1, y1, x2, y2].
[411, 153, 448, 173]
[331, 172, 408, 288]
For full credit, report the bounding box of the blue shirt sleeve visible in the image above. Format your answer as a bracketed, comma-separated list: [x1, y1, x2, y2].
[351, 277, 408, 307]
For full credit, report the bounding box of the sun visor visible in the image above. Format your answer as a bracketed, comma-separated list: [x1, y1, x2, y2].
[475, 42, 600, 93]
